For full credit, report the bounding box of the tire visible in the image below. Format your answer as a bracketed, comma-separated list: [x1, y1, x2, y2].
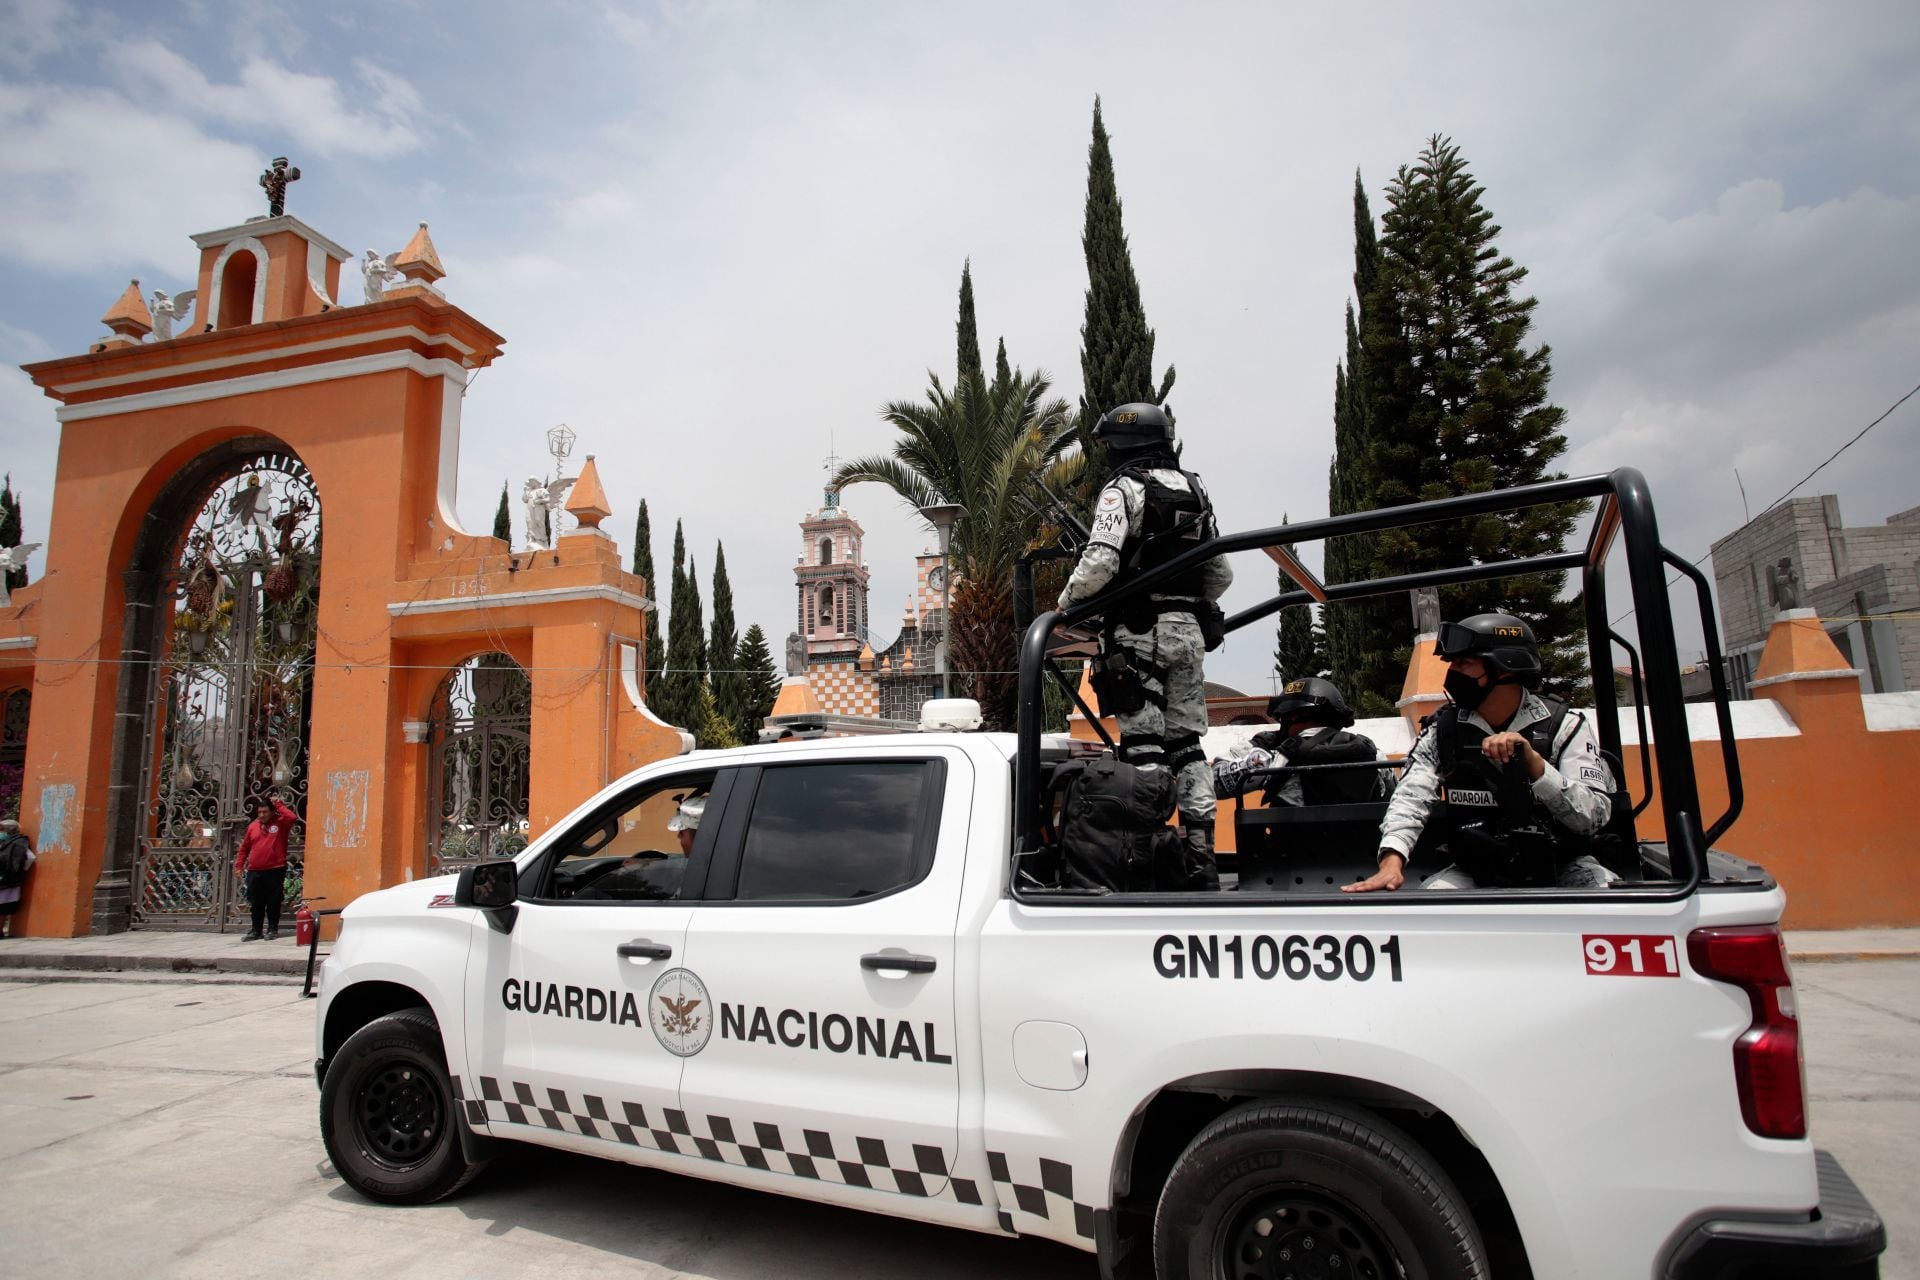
[1152, 1099, 1487, 1280]
[319, 1008, 486, 1204]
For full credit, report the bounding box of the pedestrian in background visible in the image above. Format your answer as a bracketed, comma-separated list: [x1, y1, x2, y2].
[0, 817, 34, 938]
[234, 795, 301, 941]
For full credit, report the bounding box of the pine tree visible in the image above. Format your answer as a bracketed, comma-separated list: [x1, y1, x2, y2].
[1323, 173, 1399, 714]
[957, 259, 982, 385]
[492, 482, 511, 543]
[632, 499, 666, 693]
[735, 624, 783, 742]
[1078, 97, 1174, 435]
[708, 542, 740, 734]
[0, 477, 24, 591]
[693, 682, 740, 750]
[1362, 137, 1584, 698]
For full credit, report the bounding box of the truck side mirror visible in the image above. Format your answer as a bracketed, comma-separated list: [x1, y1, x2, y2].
[455, 858, 520, 931]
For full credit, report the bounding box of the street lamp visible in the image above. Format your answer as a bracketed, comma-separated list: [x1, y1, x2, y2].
[546, 422, 577, 477]
[916, 502, 966, 698]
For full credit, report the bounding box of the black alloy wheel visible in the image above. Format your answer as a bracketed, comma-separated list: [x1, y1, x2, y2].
[320, 1008, 486, 1203]
[1217, 1187, 1397, 1280]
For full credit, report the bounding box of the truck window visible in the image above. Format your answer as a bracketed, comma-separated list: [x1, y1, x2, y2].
[733, 761, 940, 901]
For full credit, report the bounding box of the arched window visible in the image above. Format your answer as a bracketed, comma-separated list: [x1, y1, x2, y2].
[819, 537, 834, 565]
[217, 251, 259, 329]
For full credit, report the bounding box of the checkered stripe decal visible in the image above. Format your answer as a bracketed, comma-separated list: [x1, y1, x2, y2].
[455, 1075, 981, 1204]
[988, 1149, 1097, 1240]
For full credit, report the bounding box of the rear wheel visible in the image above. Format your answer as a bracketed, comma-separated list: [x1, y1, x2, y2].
[1153, 1099, 1486, 1280]
[320, 1008, 485, 1203]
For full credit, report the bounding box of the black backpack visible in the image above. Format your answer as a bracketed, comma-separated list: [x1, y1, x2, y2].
[1046, 755, 1181, 893]
[0, 834, 29, 890]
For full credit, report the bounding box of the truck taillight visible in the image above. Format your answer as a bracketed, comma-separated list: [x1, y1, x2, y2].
[1687, 925, 1807, 1140]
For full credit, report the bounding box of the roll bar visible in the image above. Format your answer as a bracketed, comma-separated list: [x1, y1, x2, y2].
[1014, 467, 1738, 894]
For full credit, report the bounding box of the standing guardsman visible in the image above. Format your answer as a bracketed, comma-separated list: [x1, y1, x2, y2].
[1058, 403, 1233, 886]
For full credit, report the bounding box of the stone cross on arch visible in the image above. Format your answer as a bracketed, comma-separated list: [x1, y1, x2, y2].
[259, 156, 301, 217]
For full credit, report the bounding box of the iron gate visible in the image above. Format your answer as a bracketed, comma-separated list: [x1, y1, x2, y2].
[426, 653, 532, 870]
[134, 453, 319, 928]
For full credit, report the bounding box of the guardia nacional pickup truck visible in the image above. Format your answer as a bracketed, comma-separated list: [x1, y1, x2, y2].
[314, 470, 1886, 1279]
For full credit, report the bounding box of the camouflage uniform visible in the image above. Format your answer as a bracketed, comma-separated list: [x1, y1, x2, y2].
[1059, 469, 1233, 835]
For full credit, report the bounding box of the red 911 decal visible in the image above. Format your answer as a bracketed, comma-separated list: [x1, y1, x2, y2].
[1583, 934, 1680, 977]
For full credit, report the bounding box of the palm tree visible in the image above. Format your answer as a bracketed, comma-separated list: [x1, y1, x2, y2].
[832, 367, 1075, 728]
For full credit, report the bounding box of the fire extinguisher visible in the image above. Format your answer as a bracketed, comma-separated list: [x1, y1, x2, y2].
[295, 903, 316, 948]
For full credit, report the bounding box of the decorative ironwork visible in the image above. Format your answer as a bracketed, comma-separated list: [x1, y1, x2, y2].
[0, 687, 28, 822]
[427, 653, 532, 870]
[135, 452, 320, 927]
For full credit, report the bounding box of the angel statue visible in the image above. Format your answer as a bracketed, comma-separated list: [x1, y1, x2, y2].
[0, 542, 41, 608]
[522, 475, 576, 551]
[150, 289, 198, 341]
[361, 249, 404, 304]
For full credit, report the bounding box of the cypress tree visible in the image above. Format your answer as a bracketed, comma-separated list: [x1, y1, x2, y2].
[1363, 136, 1584, 698]
[684, 556, 707, 683]
[957, 259, 982, 385]
[735, 624, 782, 742]
[0, 477, 24, 590]
[653, 521, 694, 724]
[1324, 173, 1399, 714]
[991, 337, 1011, 401]
[708, 542, 740, 733]
[1078, 97, 1174, 432]
[1273, 524, 1326, 686]
[492, 482, 511, 543]
[632, 500, 666, 691]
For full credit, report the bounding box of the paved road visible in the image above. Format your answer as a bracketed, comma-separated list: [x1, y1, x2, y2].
[0, 963, 1911, 1279]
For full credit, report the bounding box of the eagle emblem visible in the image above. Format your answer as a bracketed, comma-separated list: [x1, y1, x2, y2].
[647, 967, 715, 1057]
[657, 994, 704, 1036]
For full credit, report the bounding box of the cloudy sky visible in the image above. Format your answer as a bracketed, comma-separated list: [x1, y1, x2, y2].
[2, 0, 1915, 696]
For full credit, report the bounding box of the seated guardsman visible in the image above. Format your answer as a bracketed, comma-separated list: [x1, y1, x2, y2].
[1344, 612, 1617, 893]
[1212, 677, 1390, 807]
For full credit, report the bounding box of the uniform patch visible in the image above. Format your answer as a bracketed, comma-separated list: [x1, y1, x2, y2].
[1090, 489, 1128, 550]
[1447, 788, 1498, 808]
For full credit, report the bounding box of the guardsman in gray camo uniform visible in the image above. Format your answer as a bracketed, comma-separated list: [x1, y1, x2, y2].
[1058, 403, 1233, 887]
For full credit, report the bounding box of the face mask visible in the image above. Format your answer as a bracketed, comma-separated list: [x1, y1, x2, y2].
[1445, 668, 1492, 710]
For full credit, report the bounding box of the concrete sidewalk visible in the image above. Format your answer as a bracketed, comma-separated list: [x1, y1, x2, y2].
[1, 922, 1913, 980]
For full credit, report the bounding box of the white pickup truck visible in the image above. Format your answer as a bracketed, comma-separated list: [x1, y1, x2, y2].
[314, 470, 1885, 1278]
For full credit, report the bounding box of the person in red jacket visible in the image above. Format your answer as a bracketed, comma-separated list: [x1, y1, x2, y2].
[234, 795, 301, 941]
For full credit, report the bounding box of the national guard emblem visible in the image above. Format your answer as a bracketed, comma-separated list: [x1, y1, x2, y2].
[648, 967, 714, 1057]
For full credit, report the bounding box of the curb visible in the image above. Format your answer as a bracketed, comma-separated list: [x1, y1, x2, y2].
[0, 951, 306, 977]
[1788, 950, 1920, 965]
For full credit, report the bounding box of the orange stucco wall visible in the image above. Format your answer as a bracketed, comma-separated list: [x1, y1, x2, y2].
[5, 276, 686, 937]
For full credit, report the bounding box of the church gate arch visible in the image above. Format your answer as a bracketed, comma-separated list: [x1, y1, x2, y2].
[426, 652, 532, 869]
[131, 445, 320, 928]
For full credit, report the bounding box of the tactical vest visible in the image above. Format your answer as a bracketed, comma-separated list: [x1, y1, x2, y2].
[1249, 728, 1383, 805]
[1113, 464, 1216, 604]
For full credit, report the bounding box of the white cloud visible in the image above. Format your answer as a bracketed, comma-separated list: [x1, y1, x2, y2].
[0, 0, 79, 71]
[105, 39, 425, 158]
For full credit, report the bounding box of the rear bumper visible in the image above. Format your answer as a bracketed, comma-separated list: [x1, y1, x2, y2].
[1663, 1150, 1885, 1279]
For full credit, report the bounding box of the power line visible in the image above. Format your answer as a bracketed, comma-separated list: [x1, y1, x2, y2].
[1609, 376, 1920, 627]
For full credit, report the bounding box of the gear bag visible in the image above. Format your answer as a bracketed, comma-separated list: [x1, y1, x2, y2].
[1047, 755, 1180, 892]
[1250, 728, 1384, 805]
[0, 834, 29, 890]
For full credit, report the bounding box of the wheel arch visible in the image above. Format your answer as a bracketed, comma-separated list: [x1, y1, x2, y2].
[1107, 1070, 1531, 1276]
[322, 979, 439, 1063]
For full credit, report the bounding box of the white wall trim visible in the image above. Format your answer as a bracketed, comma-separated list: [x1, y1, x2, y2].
[435, 369, 473, 537]
[0, 636, 36, 651]
[388, 583, 653, 617]
[50, 325, 477, 395]
[619, 641, 695, 753]
[1747, 667, 1865, 689]
[55, 351, 469, 422]
[206, 236, 269, 329]
[191, 214, 352, 262]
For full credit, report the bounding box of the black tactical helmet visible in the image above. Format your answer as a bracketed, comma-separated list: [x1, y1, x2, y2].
[1266, 676, 1355, 730]
[1435, 612, 1543, 687]
[1093, 402, 1176, 455]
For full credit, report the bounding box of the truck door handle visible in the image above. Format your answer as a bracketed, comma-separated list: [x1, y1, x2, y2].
[862, 951, 937, 975]
[616, 939, 673, 962]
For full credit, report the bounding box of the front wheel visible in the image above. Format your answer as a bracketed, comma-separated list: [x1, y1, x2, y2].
[1153, 1099, 1487, 1280]
[319, 1009, 485, 1204]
